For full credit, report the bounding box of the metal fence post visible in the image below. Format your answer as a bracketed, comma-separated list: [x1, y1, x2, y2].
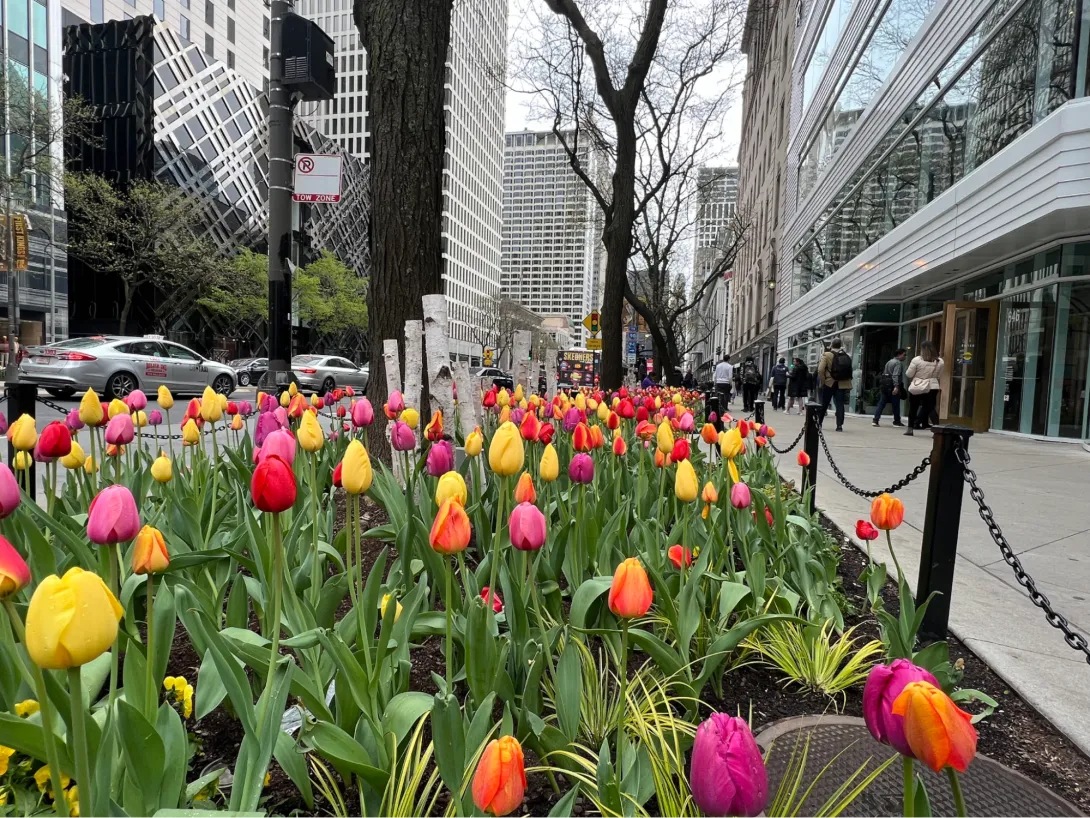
[803, 401, 821, 515]
[705, 388, 722, 433]
[754, 399, 765, 425]
[916, 424, 973, 641]
[6, 381, 36, 500]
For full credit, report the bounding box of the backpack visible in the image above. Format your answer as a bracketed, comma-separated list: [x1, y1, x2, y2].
[829, 350, 853, 381]
[743, 362, 759, 385]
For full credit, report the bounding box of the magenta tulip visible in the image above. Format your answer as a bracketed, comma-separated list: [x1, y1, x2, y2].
[351, 397, 374, 428]
[105, 413, 135, 446]
[709, 411, 718, 423]
[387, 390, 406, 414]
[568, 452, 594, 484]
[391, 420, 416, 451]
[509, 502, 546, 551]
[509, 407, 525, 426]
[863, 660, 940, 757]
[730, 481, 751, 509]
[690, 713, 768, 817]
[562, 407, 581, 432]
[126, 389, 148, 411]
[260, 429, 297, 465]
[0, 465, 20, 518]
[254, 411, 279, 447]
[66, 408, 85, 432]
[0, 413, 7, 435]
[324, 393, 336, 408]
[147, 409, 163, 426]
[87, 485, 141, 545]
[238, 400, 254, 416]
[260, 394, 278, 414]
[426, 440, 454, 477]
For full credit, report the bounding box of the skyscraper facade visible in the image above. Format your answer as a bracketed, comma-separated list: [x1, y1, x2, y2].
[690, 166, 739, 379]
[501, 130, 605, 350]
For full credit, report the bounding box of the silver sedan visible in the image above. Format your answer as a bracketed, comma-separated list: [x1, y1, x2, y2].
[18, 336, 236, 399]
[292, 355, 369, 394]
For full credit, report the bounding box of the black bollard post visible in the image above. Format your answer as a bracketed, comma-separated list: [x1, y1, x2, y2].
[803, 401, 821, 515]
[705, 388, 722, 433]
[916, 425, 973, 641]
[754, 399, 765, 425]
[6, 380, 37, 500]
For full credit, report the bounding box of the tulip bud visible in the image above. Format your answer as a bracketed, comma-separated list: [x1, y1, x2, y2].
[151, 455, 173, 483]
[157, 385, 174, 410]
[182, 419, 200, 446]
[87, 485, 141, 544]
[667, 544, 693, 570]
[690, 714, 768, 817]
[0, 465, 18, 518]
[351, 397, 374, 428]
[80, 389, 105, 425]
[730, 482, 751, 509]
[387, 390, 405, 413]
[671, 438, 691, 462]
[132, 525, 170, 574]
[0, 535, 31, 598]
[797, 451, 811, 467]
[231, 414, 244, 431]
[25, 568, 124, 669]
[856, 520, 879, 541]
[251, 454, 297, 513]
[509, 502, 546, 551]
[513, 472, 536, 505]
[59, 441, 86, 471]
[391, 420, 417, 451]
[298, 410, 325, 453]
[401, 407, 420, 430]
[105, 413, 135, 446]
[465, 426, 484, 457]
[341, 440, 373, 495]
[472, 736, 526, 817]
[108, 398, 129, 419]
[429, 498, 471, 555]
[488, 421, 525, 477]
[8, 414, 38, 451]
[435, 470, 467, 507]
[480, 586, 504, 613]
[608, 558, 653, 618]
[380, 593, 403, 622]
[701, 481, 718, 504]
[674, 459, 699, 503]
[655, 420, 674, 455]
[612, 436, 627, 456]
[539, 443, 559, 482]
[568, 452, 594, 484]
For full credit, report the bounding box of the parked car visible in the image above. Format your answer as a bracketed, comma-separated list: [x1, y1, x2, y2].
[233, 357, 268, 387]
[291, 355, 369, 394]
[18, 336, 236, 399]
[475, 366, 513, 392]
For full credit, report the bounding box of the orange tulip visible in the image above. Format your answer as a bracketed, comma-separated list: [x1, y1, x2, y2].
[612, 436, 627, 456]
[700, 423, 718, 445]
[635, 420, 656, 440]
[131, 525, 170, 575]
[608, 557, 653, 618]
[701, 481, 718, 503]
[513, 472, 536, 505]
[572, 422, 592, 452]
[471, 736, 526, 816]
[589, 424, 605, 449]
[797, 451, 810, 467]
[870, 493, 905, 530]
[429, 498, 472, 555]
[424, 410, 444, 442]
[654, 449, 669, 469]
[891, 681, 978, 773]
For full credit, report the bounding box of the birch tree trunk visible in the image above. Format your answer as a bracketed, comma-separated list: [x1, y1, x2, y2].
[422, 294, 456, 425]
[452, 361, 477, 438]
[382, 338, 404, 482]
[512, 330, 532, 392]
[403, 319, 423, 447]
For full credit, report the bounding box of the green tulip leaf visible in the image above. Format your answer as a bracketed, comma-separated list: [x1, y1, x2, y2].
[118, 699, 167, 815]
[570, 576, 613, 631]
[382, 691, 434, 746]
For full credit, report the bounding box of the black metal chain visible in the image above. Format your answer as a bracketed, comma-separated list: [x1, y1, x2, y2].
[817, 425, 930, 498]
[770, 423, 806, 454]
[955, 439, 1090, 665]
[33, 395, 222, 440]
[35, 396, 71, 414]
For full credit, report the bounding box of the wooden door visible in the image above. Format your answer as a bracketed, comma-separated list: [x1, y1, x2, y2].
[940, 302, 999, 431]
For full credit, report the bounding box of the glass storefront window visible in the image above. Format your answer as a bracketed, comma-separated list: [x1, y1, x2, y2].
[32, 1, 46, 49]
[802, 0, 856, 112]
[992, 285, 1059, 435]
[1052, 281, 1090, 438]
[8, 0, 28, 38]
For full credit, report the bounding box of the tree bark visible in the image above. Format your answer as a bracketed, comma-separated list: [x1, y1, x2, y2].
[119, 279, 134, 335]
[355, 0, 453, 462]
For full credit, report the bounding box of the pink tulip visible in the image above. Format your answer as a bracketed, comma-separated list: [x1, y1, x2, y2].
[690, 713, 768, 817]
[0, 465, 20, 518]
[679, 412, 694, 432]
[147, 409, 163, 426]
[254, 412, 279, 447]
[260, 394, 278, 414]
[87, 485, 141, 544]
[562, 407, 581, 433]
[388, 390, 406, 414]
[66, 409, 85, 432]
[863, 660, 940, 757]
[105, 413, 135, 446]
[426, 440, 454, 476]
[274, 406, 290, 428]
[391, 420, 416, 451]
[351, 398, 374, 427]
[730, 481, 751, 509]
[509, 502, 546, 551]
[126, 389, 148, 411]
[260, 429, 296, 465]
[568, 452, 594, 484]
[238, 400, 254, 416]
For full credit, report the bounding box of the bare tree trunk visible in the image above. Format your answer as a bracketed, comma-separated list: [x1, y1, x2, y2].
[422, 294, 456, 425]
[600, 123, 639, 391]
[119, 279, 134, 335]
[403, 319, 423, 446]
[383, 338, 404, 483]
[355, 0, 453, 462]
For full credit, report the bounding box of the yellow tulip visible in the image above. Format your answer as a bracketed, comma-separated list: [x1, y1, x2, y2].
[0, 746, 14, 776]
[464, 426, 484, 457]
[25, 567, 124, 670]
[674, 459, 699, 502]
[575, 393, 586, 411]
[656, 420, 674, 455]
[14, 699, 39, 718]
[9, 414, 37, 451]
[496, 389, 510, 408]
[280, 390, 291, 407]
[182, 419, 200, 445]
[401, 407, 420, 430]
[134, 410, 148, 428]
[132, 525, 170, 575]
[217, 393, 228, 410]
[596, 401, 609, 421]
[33, 766, 69, 796]
[231, 414, 244, 431]
[288, 382, 299, 397]
[518, 398, 528, 410]
[513, 384, 524, 403]
[654, 396, 662, 410]
[14, 451, 32, 471]
[728, 459, 740, 484]
[340, 439, 373, 494]
[83, 455, 98, 474]
[539, 443, 559, 482]
[488, 421, 525, 477]
[498, 406, 511, 424]
[151, 455, 173, 483]
[611, 396, 620, 409]
[79, 389, 104, 425]
[200, 387, 223, 422]
[157, 385, 174, 410]
[108, 398, 129, 418]
[435, 470, 468, 506]
[298, 410, 324, 453]
[61, 441, 86, 470]
[719, 428, 744, 460]
[380, 594, 402, 622]
[587, 397, 598, 412]
[672, 393, 682, 405]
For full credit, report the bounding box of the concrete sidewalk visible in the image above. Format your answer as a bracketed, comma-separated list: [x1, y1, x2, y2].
[769, 414, 1090, 756]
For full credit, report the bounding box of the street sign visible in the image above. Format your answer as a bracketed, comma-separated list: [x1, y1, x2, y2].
[293, 153, 343, 203]
[586, 337, 603, 350]
[626, 341, 637, 354]
[582, 311, 600, 334]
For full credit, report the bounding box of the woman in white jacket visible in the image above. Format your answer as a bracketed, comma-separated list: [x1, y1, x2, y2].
[904, 340, 944, 436]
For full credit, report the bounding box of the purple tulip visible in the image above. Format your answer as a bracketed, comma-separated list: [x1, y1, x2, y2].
[509, 407, 526, 426]
[759, 424, 769, 438]
[730, 481, 751, 509]
[568, 452, 594, 484]
[87, 485, 141, 545]
[0, 465, 19, 518]
[351, 397, 374, 428]
[391, 420, 416, 452]
[509, 502, 546, 551]
[324, 393, 336, 407]
[0, 413, 8, 435]
[147, 409, 163, 426]
[259, 429, 297, 465]
[238, 400, 254, 417]
[426, 440, 454, 476]
[254, 411, 279, 447]
[66, 408, 85, 432]
[863, 660, 940, 757]
[690, 713, 768, 817]
[562, 407, 581, 433]
[126, 389, 148, 411]
[105, 413, 135, 446]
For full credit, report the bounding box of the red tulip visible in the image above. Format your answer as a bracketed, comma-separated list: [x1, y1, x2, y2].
[519, 411, 540, 442]
[797, 451, 811, 467]
[856, 520, 880, 541]
[226, 401, 239, 415]
[37, 421, 72, 459]
[0, 534, 31, 598]
[537, 422, 555, 444]
[480, 586, 504, 613]
[738, 419, 750, 439]
[671, 438, 690, 462]
[332, 461, 343, 488]
[667, 544, 693, 569]
[251, 454, 297, 513]
[636, 405, 649, 423]
[612, 436, 627, 456]
[483, 389, 497, 408]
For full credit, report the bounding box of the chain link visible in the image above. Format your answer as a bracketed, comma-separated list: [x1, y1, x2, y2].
[817, 425, 930, 498]
[954, 439, 1090, 664]
[35, 396, 71, 414]
[770, 423, 806, 454]
[33, 395, 219, 440]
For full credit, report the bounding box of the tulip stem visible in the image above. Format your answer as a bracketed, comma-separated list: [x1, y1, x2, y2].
[165, 407, 175, 465]
[945, 767, 966, 817]
[4, 601, 68, 818]
[204, 424, 220, 548]
[487, 475, 507, 618]
[108, 542, 120, 713]
[529, 552, 557, 686]
[308, 452, 321, 608]
[67, 667, 92, 818]
[885, 531, 904, 587]
[903, 757, 914, 817]
[146, 575, 157, 722]
[353, 494, 367, 661]
[615, 618, 630, 794]
[444, 560, 454, 690]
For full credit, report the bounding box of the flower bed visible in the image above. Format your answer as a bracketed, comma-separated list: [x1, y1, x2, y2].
[0, 383, 1082, 816]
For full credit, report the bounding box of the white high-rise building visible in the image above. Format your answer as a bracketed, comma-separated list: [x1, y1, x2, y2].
[61, 0, 268, 92]
[690, 166, 739, 377]
[501, 130, 605, 349]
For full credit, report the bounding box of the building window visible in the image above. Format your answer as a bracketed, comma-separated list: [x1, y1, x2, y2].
[179, 15, 190, 41]
[263, 46, 269, 68]
[226, 49, 235, 69]
[179, 0, 189, 8]
[91, 0, 104, 22]
[205, 33, 214, 57]
[227, 17, 235, 42]
[264, 16, 270, 37]
[228, 0, 234, 8]
[154, 0, 165, 20]
[125, 0, 136, 6]
[205, 1, 214, 26]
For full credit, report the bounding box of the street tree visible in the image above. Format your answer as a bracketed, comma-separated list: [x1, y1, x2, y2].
[514, 0, 746, 388]
[294, 250, 369, 358]
[467, 292, 543, 370]
[354, 0, 453, 457]
[198, 248, 270, 352]
[65, 173, 221, 334]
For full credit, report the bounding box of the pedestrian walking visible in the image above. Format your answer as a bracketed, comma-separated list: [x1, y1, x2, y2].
[713, 354, 733, 409]
[769, 357, 789, 411]
[741, 356, 762, 412]
[682, 368, 695, 389]
[904, 340, 944, 436]
[786, 357, 809, 414]
[817, 339, 852, 431]
[872, 348, 906, 427]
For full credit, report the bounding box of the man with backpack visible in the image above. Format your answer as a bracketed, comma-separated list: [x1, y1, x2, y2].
[817, 339, 853, 431]
[740, 356, 762, 412]
[768, 357, 789, 411]
[872, 348, 906, 427]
